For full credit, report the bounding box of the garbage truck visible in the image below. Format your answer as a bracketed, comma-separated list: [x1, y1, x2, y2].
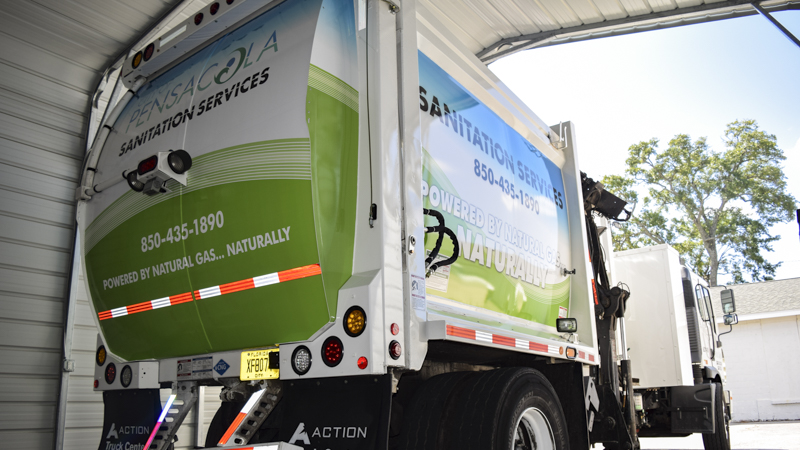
[74, 0, 737, 449]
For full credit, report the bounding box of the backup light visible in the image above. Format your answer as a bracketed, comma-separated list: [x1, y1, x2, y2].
[105, 363, 116, 384]
[344, 306, 366, 337]
[291, 346, 311, 375]
[556, 318, 578, 333]
[121, 365, 133, 388]
[96, 345, 106, 366]
[322, 336, 343, 367]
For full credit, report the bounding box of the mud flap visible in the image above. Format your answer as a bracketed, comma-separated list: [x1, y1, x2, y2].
[98, 389, 161, 450]
[277, 374, 392, 450]
[670, 384, 714, 434]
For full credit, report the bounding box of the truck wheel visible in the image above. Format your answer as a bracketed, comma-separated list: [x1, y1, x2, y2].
[702, 382, 730, 450]
[442, 367, 569, 450]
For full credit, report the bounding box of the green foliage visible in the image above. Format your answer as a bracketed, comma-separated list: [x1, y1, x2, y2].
[603, 120, 796, 286]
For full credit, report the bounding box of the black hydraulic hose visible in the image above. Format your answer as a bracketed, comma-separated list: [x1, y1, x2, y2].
[428, 226, 459, 273]
[423, 208, 445, 266]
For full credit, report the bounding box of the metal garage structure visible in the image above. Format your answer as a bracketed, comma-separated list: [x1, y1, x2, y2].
[0, 0, 796, 449]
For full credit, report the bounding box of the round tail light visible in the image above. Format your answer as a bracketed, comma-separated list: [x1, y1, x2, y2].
[105, 363, 116, 384]
[322, 336, 343, 367]
[131, 51, 143, 69]
[143, 43, 155, 61]
[121, 365, 133, 387]
[96, 345, 106, 366]
[357, 356, 368, 370]
[344, 306, 366, 337]
[389, 340, 402, 360]
[291, 346, 311, 375]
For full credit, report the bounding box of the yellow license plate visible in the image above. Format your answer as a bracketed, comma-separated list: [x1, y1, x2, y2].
[240, 349, 279, 381]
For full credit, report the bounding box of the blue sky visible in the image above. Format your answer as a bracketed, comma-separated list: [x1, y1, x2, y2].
[491, 12, 800, 283]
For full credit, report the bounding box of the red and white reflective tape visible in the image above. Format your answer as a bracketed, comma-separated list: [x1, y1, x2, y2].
[219, 389, 264, 445]
[98, 264, 321, 321]
[445, 324, 596, 363]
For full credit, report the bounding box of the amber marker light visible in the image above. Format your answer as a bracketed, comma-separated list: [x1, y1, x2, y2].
[344, 306, 366, 337]
[132, 51, 143, 69]
[565, 347, 577, 360]
[96, 345, 106, 366]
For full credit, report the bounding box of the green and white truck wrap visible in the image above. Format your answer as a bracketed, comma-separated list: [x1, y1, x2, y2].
[74, 1, 734, 450]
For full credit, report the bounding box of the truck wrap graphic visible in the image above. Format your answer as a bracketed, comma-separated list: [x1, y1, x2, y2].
[82, 0, 359, 360]
[419, 52, 571, 330]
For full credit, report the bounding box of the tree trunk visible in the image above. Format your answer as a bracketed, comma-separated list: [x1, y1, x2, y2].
[707, 246, 719, 287]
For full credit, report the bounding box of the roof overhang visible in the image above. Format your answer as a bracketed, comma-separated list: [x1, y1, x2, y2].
[418, 0, 800, 64]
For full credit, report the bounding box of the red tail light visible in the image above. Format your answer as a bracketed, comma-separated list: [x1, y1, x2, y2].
[137, 155, 158, 175]
[322, 336, 343, 367]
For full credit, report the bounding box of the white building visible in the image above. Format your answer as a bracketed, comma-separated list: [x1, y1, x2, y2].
[711, 278, 800, 422]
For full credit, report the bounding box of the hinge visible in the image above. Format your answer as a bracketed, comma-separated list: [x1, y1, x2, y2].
[62, 359, 75, 372]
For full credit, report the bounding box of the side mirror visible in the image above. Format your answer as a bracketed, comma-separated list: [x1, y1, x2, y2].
[720, 289, 736, 314]
[723, 313, 738, 326]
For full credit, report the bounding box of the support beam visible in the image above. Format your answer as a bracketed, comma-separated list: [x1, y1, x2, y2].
[754, 1, 800, 48]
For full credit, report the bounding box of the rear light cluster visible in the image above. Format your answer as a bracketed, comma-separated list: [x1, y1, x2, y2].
[289, 307, 401, 375]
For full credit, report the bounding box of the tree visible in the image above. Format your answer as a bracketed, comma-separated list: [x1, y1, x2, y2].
[602, 120, 796, 286]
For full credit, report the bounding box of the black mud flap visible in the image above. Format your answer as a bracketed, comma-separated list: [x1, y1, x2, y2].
[670, 385, 714, 434]
[277, 374, 392, 450]
[98, 389, 161, 450]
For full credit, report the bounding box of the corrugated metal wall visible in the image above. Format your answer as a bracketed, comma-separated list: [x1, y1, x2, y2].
[0, 1, 181, 448]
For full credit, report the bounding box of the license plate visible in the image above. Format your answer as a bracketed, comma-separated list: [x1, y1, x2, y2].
[240, 349, 279, 381]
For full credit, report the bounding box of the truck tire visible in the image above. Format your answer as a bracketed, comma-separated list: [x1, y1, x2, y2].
[442, 368, 569, 450]
[702, 382, 730, 450]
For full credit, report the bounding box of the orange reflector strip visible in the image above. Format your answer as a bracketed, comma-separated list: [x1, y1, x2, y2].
[278, 264, 322, 282]
[220, 278, 256, 295]
[591, 280, 598, 305]
[219, 412, 247, 445]
[98, 264, 321, 321]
